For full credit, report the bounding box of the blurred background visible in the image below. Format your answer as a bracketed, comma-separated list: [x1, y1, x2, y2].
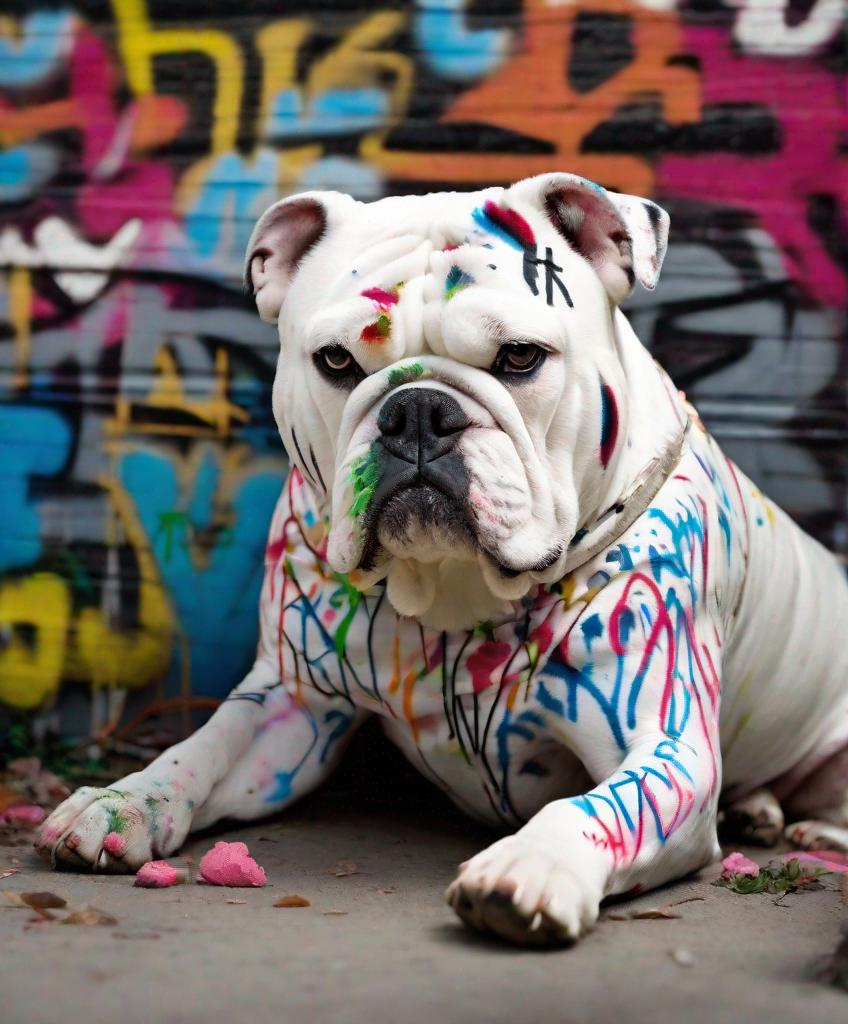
[0, 0, 845, 759]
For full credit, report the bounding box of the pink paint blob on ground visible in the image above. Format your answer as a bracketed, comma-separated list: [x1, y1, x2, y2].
[103, 831, 127, 857]
[784, 851, 848, 875]
[134, 860, 181, 888]
[0, 805, 46, 827]
[721, 851, 760, 877]
[198, 842, 267, 887]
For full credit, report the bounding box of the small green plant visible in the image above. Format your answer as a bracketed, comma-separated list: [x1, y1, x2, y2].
[0, 714, 76, 777]
[715, 856, 829, 895]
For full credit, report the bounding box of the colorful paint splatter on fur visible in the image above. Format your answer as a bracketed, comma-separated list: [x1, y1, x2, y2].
[472, 200, 535, 250]
[387, 362, 425, 389]
[445, 265, 474, 300]
[348, 448, 381, 518]
[360, 286, 400, 344]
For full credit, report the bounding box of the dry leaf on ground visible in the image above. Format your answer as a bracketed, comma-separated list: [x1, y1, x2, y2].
[21, 891, 66, 909]
[2, 890, 27, 907]
[0, 869, 20, 880]
[62, 907, 118, 926]
[225, 898, 246, 905]
[667, 896, 705, 907]
[632, 907, 682, 920]
[331, 860, 359, 877]
[274, 895, 310, 908]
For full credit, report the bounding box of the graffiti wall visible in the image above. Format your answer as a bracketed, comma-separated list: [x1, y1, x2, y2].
[0, 0, 845, 736]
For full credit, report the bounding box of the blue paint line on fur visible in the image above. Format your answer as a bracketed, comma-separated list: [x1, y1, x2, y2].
[471, 205, 524, 251]
[599, 379, 618, 468]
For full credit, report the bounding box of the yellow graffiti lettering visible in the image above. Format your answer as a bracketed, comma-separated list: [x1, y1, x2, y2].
[307, 12, 412, 122]
[7, 265, 31, 391]
[111, 0, 243, 154]
[67, 476, 172, 690]
[0, 573, 70, 710]
[255, 19, 312, 139]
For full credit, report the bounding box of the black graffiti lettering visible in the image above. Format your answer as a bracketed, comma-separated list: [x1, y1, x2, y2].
[523, 244, 573, 308]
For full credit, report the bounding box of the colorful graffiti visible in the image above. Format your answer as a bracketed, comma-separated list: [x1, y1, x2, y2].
[0, 0, 845, 730]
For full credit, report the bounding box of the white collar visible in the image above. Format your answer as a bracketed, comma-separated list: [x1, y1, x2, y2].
[563, 418, 691, 575]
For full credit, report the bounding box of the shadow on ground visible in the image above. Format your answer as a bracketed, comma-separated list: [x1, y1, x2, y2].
[2, 723, 846, 1024]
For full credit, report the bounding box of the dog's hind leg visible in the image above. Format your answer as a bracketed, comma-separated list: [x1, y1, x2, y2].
[719, 788, 784, 847]
[781, 740, 848, 853]
[784, 819, 848, 852]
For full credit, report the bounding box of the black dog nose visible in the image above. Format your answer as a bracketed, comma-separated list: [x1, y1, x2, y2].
[377, 388, 468, 464]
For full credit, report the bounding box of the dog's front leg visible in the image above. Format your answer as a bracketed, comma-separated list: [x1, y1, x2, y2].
[37, 662, 364, 871]
[449, 549, 724, 946]
[449, 731, 720, 946]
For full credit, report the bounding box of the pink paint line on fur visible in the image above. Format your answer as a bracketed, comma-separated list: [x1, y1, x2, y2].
[199, 841, 267, 887]
[134, 860, 182, 888]
[103, 831, 127, 857]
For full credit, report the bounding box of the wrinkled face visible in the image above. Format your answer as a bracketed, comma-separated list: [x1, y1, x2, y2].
[247, 174, 668, 627]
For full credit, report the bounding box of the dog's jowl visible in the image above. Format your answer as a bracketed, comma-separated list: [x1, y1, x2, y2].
[37, 173, 848, 947]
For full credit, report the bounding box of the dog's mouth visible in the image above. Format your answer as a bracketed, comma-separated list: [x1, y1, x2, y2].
[326, 365, 572, 601]
[355, 447, 563, 583]
[357, 448, 476, 572]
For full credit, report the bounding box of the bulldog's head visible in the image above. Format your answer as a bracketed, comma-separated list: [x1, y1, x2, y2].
[246, 173, 674, 630]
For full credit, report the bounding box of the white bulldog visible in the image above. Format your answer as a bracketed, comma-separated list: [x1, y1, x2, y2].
[37, 173, 848, 946]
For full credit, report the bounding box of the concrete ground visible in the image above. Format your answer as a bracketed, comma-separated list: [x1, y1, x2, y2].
[1, 727, 846, 1024]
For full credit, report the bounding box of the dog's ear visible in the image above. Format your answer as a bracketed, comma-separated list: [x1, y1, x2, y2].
[508, 173, 669, 304]
[244, 192, 354, 322]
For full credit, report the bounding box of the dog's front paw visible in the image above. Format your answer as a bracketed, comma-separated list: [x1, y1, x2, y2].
[446, 834, 604, 947]
[35, 785, 192, 871]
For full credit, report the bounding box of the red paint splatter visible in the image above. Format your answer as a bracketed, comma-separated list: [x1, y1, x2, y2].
[361, 318, 390, 343]
[466, 640, 513, 694]
[360, 287, 399, 306]
[483, 199, 536, 249]
[528, 619, 555, 656]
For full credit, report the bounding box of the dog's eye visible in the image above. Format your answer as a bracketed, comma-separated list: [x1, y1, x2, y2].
[314, 345, 363, 384]
[492, 343, 546, 379]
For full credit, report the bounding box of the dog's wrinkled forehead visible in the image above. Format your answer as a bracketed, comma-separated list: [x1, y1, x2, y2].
[245, 173, 669, 335]
[281, 191, 549, 363]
